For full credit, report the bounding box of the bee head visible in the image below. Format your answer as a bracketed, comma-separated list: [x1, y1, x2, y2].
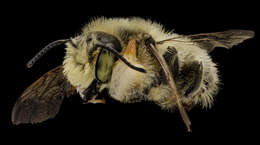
[82, 31, 146, 82]
[85, 31, 122, 63]
[27, 31, 146, 83]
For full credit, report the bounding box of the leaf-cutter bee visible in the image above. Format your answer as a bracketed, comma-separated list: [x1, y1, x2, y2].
[12, 17, 254, 132]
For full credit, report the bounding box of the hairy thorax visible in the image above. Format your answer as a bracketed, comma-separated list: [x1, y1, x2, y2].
[108, 36, 161, 103]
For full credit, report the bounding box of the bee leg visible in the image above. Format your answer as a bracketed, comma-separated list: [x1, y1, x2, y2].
[82, 80, 106, 104]
[163, 46, 179, 80]
[82, 80, 98, 102]
[178, 61, 204, 98]
[149, 61, 203, 109]
[147, 84, 177, 110]
[84, 95, 106, 104]
[147, 46, 180, 109]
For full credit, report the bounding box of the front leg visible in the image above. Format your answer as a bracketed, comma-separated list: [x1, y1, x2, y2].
[84, 95, 106, 104]
[82, 80, 106, 104]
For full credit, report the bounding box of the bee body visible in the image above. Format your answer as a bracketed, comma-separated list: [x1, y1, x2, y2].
[63, 17, 219, 109]
[12, 17, 254, 129]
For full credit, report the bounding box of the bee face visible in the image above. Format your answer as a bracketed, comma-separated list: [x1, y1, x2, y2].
[64, 29, 148, 94]
[85, 31, 122, 63]
[65, 31, 122, 67]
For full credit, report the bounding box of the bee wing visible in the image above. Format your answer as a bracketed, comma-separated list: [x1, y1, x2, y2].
[187, 30, 254, 52]
[11, 66, 75, 125]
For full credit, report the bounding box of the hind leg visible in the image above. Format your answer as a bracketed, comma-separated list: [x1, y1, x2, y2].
[177, 61, 204, 98]
[146, 46, 178, 110]
[147, 46, 204, 109]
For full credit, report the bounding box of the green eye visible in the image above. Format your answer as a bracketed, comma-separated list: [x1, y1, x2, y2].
[95, 49, 116, 83]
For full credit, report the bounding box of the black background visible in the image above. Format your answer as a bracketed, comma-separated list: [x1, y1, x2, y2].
[2, 1, 259, 144]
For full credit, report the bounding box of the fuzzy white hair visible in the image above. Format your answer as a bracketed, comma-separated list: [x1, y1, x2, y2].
[63, 17, 219, 108]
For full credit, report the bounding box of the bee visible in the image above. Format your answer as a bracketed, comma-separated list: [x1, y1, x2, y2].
[12, 17, 254, 132]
